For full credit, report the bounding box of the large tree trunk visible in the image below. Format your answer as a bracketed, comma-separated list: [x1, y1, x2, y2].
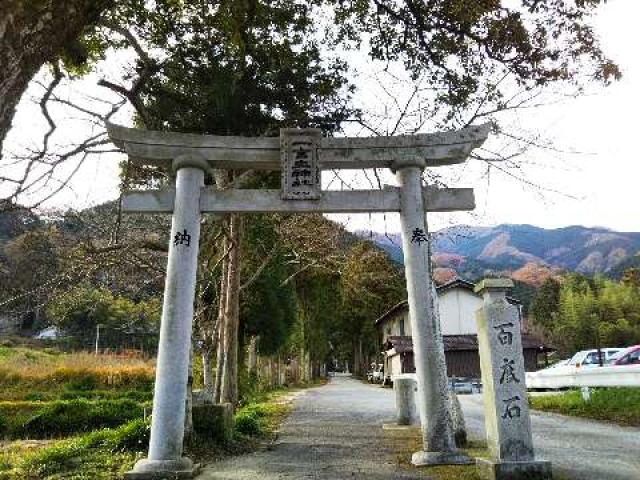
[202, 347, 214, 395]
[213, 233, 229, 403]
[0, 1, 112, 156]
[220, 213, 242, 405]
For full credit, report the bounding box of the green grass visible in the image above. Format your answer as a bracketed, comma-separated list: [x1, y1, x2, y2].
[530, 388, 640, 426]
[383, 427, 577, 480]
[0, 398, 149, 439]
[0, 344, 317, 478]
[234, 401, 289, 438]
[384, 425, 485, 479]
[0, 418, 150, 479]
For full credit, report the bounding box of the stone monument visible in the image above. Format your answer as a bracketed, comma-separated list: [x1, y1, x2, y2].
[474, 278, 552, 480]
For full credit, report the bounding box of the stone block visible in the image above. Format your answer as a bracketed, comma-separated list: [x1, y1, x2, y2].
[192, 403, 234, 443]
[474, 280, 552, 478]
[394, 377, 418, 425]
[476, 458, 552, 480]
[395, 376, 468, 446]
[476, 294, 535, 462]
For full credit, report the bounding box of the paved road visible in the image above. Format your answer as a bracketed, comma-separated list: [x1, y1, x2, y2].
[198, 375, 413, 479]
[199, 375, 640, 480]
[459, 394, 640, 480]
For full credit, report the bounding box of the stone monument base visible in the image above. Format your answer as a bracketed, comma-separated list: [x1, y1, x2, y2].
[192, 402, 234, 443]
[124, 458, 200, 479]
[476, 457, 552, 480]
[412, 450, 474, 466]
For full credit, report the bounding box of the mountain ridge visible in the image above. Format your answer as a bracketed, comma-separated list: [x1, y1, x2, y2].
[361, 223, 640, 284]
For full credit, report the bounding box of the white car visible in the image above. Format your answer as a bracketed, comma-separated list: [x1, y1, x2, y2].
[526, 347, 625, 390]
[567, 348, 625, 368]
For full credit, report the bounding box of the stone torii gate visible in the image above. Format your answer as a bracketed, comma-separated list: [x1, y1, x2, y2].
[106, 122, 490, 478]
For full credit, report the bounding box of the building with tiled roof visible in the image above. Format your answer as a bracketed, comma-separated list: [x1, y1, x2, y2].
[374, 278, 551, 380]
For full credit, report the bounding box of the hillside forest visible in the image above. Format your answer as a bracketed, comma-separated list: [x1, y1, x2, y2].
[0, 205, 406, 393]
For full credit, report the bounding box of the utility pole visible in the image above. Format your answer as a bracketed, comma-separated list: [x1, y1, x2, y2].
[95, 324, 102, 356]
[593, 280, 604, 367]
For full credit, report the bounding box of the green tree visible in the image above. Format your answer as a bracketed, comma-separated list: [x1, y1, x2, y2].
[108, 0, 352, 134]
[293, 271, 342, 381]
[332, 0, 619, 121]
[546, 274, 640, 355]
[0, 0, 113, 157]
[530, 277, 561, 332]
[622, 267, 640, 289]
[241, 215, 297, 356]
[47, 284, 161, 349]
[339, 241, 405, 375]
[0, 227, 61, 328]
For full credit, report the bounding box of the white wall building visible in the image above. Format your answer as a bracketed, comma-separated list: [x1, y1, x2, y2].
[375, 279, 542, 379]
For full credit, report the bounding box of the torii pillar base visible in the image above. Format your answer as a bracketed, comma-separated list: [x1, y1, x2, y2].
[124, 460, 201, 479]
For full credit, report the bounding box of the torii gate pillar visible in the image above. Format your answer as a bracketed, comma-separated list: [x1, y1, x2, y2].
[395, 158, 471, 465]
[128, 155, 207, 478]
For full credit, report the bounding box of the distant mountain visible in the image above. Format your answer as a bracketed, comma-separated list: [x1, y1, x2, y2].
[361, 224, 640, 284]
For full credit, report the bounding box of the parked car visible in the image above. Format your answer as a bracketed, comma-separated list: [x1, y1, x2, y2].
[367, 363, 384, 383]
[546, 359, 570, 369]
[450, 377, 474, 394]
[527, 347, 631, 390]
[608, 345, 640, 366]
[567, 348, 625, 368]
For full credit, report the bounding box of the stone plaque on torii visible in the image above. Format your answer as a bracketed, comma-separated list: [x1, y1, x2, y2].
[106, 122, 490, 478]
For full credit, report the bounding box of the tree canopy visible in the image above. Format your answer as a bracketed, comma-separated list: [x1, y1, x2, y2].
[531, 271, 640, 355]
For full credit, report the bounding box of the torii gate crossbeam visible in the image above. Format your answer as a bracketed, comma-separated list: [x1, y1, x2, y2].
[107, 123, 490, 479]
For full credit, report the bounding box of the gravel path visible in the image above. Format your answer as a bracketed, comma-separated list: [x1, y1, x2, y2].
[198, 376, 640, 480]
[197, 375, 416, 480]
[458, 394, 640, 480]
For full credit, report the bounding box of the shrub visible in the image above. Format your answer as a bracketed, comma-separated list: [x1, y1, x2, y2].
[234, 411, 261, 436]
[0, 413, 6, 436]
[232, 400, 289, 439]
[19, 399, 144, 437]
[23, 392, 46, 401]
[67, 374, 99, 391]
